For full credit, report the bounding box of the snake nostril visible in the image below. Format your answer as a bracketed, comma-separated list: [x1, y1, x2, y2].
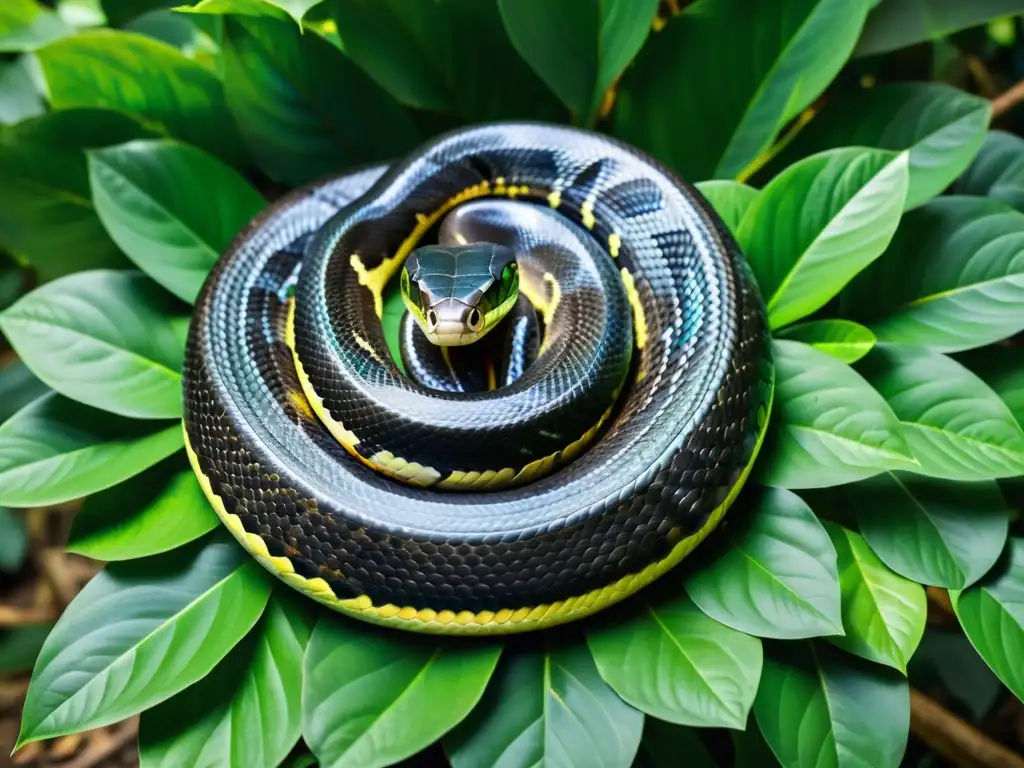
[468, 308, 482, 331]
[426, 309, 439, 330]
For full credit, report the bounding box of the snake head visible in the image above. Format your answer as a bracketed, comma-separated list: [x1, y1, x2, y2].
[401, 243, 519, 347]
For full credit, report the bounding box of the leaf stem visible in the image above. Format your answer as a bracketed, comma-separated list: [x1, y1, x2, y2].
[910, 688, 1024, 768]
[736, 107, 816, 184]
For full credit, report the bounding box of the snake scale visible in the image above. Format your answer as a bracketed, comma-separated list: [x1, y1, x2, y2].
[182, 122, 774, 635]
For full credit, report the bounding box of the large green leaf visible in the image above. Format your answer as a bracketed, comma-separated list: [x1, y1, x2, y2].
[954, 130, 1024, 213]
[694, 180, 760, 235]
[0, 270, 188, 419]
[857, 344, 1024, 480]
[737, 148, 909, 329]
[445, 642, 643, 768]
[756, 340, 917, 489]
[139, 592, 313, 768]
[0, 506, 28, 572]
[847, 198, 1024, 352]
[326, 0, 566, 122]
[89, 139, 264, 303]
[101, 0, 176, 26]
[221, 14, 418, 186]
[754, 641, 909, 768]
[0, 0, 70, 52]
[68, 456, 218, 560]
[776, 319, 875, 364]
[587, 594, 762, 728]
[497, 0, 658, 126]
[178, 0, 322, 25]
[950, 537, 1024, 703]
[634, 719, 717, 768]
[854, 0, 1024, 57]
[612, 0, 872, 181]
[823, 521, 926, 672]
[958, 346, 1024, 429]
[0, 56, 44, 124]
[303, 617, 501, 768]
[0, 360, 49, 424]
[685, 487, 843, 639]
[17, 534, 273, 746]
[0, 109, 152, 281]
[35, 29, 246, 166]
[0, 392, 182, 507]
[770, 84, 989, 209]
[841, 472, 1009, 589]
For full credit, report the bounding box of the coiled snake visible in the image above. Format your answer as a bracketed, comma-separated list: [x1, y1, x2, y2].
[182, 123, 774, 635]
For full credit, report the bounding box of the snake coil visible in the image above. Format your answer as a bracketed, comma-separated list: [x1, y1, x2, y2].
[183, 122, 774, 635]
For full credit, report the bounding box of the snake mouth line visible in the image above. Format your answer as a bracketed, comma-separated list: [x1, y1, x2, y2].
[182, 376, 772, 635]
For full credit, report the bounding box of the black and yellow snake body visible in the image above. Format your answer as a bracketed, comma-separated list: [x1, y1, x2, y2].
[182, 123, 773, 635]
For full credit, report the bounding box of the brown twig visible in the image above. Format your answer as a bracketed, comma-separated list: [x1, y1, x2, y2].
[61, 717, 139, 768]
[37, 549, 81, 609]
[0, 605, 58, 627]
[911, 688, 1024, 768]
[992, 78, 1024, 119]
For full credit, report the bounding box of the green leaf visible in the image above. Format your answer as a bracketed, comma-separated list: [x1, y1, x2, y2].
[0, 624, 53, 676]
[587, 595, 762, 728]
[35, 29, 246, 166]
[0, 0, 70, 52]
[822, 521, 926, 672]
[841, 197, 1024, 353]
[856, 343, 1024, 480]
[770, 84, 989, 209]
[89, 139, 264, 303]
[854, 0, 1024, 57]
[221, 14, 418, 187]
[754, 641, 909, 768]
[951, 537, 1024, 703]
[68, 456, 218, 560]
[844, 472, 1009, 589]
[497, 0, 658, 126]
[0, 57, 45, 125]
[0, 392, 182, 507]
[139, 592, 313, 768]
[198, 0, 321, 24]
[954, 130, 1024, 212]
[17, 534, 273, 746]
[694, 180, 760, 235]
[957, 346, 1024, 430]
[756, 340, 917, 489]
[0, 360, 49, 424]
[326, 0, 566, 121]
[0, 506, 28, 572]
[685, 487, 843, 639]
[737, 148, 909, 329]
[0, 109, 152, 282]
[634, 719, 717, 768]
[303, 617, 501, 768]
[0, 270, 188, 419]
[445, 642, 643, 768]
[776, 319, 875, 364]
[612, 0, 872, 181]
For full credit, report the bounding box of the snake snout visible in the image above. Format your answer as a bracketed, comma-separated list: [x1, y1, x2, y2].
[421, 298, 486, 347]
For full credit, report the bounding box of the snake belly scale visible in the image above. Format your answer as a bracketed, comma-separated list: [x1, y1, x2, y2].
[182, 123, 774, 635]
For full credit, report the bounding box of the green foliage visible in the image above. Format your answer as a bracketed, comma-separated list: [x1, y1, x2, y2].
[446, 643, 644, 768]
[0, 1, 1022, 766]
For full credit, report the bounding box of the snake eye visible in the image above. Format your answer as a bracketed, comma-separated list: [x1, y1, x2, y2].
[426, 309, 439, 330]
[467, 308, 483, 331]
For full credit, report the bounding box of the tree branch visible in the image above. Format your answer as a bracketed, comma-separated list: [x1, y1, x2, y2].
[911, 688, 1024, 768]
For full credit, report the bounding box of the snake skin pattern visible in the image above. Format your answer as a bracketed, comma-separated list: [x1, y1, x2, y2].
[182, 123, 774, 635]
